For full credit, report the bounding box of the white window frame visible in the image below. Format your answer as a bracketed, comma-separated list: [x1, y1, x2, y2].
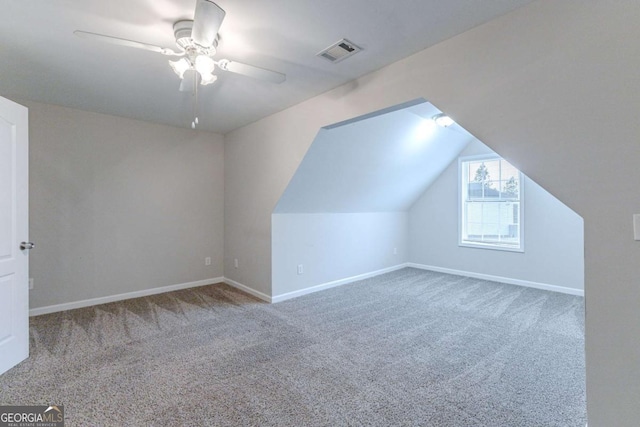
[458, 154, 525, 252]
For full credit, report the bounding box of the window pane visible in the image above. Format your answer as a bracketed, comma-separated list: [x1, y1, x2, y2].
[481, 222, 499, 240]
[469, 160, 497, 189]
[501, 160, 519, 180]
[481, 202, 500, 240]
[483, 160, 500, 181]
[466, 202, 482, 220]
[483, 181, 500, 198]
[499, 158, 520, 200]
[467, 222, 482, 239]
[467, 161, 485, 180]
[467, 182, 484, 199]
[499, 177, 519, 199]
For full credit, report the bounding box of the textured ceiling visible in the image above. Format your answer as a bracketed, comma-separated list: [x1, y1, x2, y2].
[0, 0, 535, 134]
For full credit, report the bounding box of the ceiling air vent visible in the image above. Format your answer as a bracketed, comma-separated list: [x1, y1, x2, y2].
[317, 39, 362, 63]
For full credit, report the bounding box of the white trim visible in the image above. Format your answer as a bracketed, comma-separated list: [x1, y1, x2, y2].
[458, 241, 524, 253]
[271, 264, 408, 303]
[29, 277, 225, 316]
[28, 264, 583, 316]
[408, 263, 584, 296]
[223, 277, 271, 303]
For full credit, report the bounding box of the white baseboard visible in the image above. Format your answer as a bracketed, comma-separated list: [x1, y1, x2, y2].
[407, 263, 584, 296]
[29, 277, 225, 317]
[28, 264, 583, 316]
[223, 277, 271, 303]
[271, 264, 409, 303]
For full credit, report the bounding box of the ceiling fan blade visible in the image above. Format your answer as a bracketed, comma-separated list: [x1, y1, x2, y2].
[192, 0, 226, 48]
[74, 30, 181, 56]
[219, 60, 286, 84]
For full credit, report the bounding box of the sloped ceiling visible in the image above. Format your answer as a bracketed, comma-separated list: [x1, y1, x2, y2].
[274, 100, 474, 213]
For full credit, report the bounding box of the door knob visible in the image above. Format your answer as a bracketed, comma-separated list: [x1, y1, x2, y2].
[20, 242, 35, 250]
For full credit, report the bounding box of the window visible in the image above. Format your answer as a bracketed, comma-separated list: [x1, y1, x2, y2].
[459, 155, 523, 251]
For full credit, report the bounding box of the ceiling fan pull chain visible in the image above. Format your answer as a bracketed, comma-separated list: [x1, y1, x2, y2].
[191, 77, 199, 129]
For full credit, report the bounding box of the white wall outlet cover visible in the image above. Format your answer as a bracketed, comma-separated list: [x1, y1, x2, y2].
[634, 214, 640, 241]
[297, 264, 304, 275]
[234, 258, 239, 268]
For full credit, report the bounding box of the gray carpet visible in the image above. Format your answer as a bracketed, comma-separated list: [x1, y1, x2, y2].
[0, 268, 586, 426]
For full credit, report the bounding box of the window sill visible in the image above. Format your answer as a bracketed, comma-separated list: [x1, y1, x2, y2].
[459, 241, 524, 253]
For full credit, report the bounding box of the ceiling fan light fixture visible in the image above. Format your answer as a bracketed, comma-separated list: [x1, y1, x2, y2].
[200, 72, 218, 86]
[169, 58, 191, 78]
[195, 55, 215, 74]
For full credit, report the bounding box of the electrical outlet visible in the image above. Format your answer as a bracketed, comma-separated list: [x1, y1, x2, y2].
[393, 247, 398, 255]
[29, 278, 34, 290]
[205, 257, 211, 266]
[234, 258, 239, 269]
[297, 264, 304, 275]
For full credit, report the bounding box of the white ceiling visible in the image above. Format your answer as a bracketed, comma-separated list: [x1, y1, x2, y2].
[274, 101, 474, 213]
[0, 0, 535, 134]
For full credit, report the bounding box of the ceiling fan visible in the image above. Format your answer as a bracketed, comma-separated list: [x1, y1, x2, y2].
[74, 0, 286, 95]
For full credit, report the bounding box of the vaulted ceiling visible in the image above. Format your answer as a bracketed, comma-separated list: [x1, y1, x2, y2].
[0, 0, 535, 133]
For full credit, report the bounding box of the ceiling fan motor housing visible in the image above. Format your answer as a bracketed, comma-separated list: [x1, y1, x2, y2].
[173, 20, 218, 54]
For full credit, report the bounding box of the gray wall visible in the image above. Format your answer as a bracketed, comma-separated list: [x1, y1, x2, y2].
[27, 101, 224, 309]
[272, 212, 408, 298]
[224, 2, 640, 423]
[409, 139, 584, 291]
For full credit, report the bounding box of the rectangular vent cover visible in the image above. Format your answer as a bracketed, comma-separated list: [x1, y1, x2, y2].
[317, 39, 362, 63]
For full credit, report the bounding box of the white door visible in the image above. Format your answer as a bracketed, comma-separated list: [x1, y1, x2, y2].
[0, 96, 29, 375]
